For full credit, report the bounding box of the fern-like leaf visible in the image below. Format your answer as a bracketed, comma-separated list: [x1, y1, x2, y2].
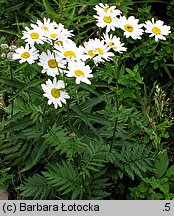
[43, 124, 86, 160]
[18, 174, 53, 199]
[88, 169, 111, 199]
[113, 144, 154, 180]
[44, 161, 84, 199]
[80, 141, 109, 180]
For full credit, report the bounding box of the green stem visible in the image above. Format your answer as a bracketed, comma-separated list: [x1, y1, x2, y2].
[66, 101, 73, 132]
[109, 57, 120, 152]
[162, 63, 173, 80]
[10, 62, 14, 117]
[121, 38, 151, 60]
[109, 86, 119, 153]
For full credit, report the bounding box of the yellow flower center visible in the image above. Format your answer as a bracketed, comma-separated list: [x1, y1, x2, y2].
[88, 50, 95, 57]
[152, 27, 161, 35]
[103, 8, 108, 12]
[30, 32, 39, 39]
[21, 52, 30, 59]
[95, 47, 104, 55]
[124, 24, 134, 32]
[48, 59, 57, 68]
[50, 33, 58, 39]
[51, 88, 60, 98]
[55, 40, 63, 46]
[112, 46, 117, 50]
[103, 16, 112, 23]
[74, 70, 84, 77]
[64, 51, 76, 59]
[108, 42, 114, 47]
[41, 26, 48, 31]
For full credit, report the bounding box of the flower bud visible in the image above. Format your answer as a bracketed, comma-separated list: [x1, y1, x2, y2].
[0, 44, 9, 50]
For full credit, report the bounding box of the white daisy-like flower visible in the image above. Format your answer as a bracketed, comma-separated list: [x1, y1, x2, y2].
[80, 38, 114, 64]
[38, 50, 66, 77]
[30, 20, 73, 43]
[12, 44, 39, 64]
[54, 23, 74, 39]
[54, 38, 72, 47]
[94, 13, 119, 32]
[65, 60, 93, 84]
[45, 27, 60, 41]
[43, 23, 74, 42]
[31, 18, 57, 33]
[94, 3, 122, 17]
[54, 40, 84, 62]
[118, 16, 144, 39]
[103, 33, 127, 53]
[41, 78, 70, 109]
[144, 18, 171, 42]
[22, 26, 46, 45]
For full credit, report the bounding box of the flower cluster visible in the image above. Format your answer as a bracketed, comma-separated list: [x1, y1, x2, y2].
[12, 3, 171, 109]
[94, 3, 171, 41]
[12, 18, 97, 108]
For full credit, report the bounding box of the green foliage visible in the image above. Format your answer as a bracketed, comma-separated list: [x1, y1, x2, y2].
[44, 162, 84, 199]
[43, 124, 85, 160]
[0, 167, 14, 190]
[130, 149, 174, 199]
[155, 150, 169, 178]
[112, 144, 154, 180]
[18, 174, 53, 199]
